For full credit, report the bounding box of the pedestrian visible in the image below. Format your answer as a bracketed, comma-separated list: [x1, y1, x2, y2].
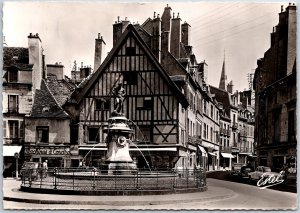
[42, 160, 48, 177]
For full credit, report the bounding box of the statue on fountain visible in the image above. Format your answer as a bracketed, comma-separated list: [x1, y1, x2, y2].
[103, 82, 137, 174]
[111, 83, 125, 116]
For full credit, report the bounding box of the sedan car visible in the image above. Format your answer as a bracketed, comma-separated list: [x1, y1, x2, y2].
[248, 166, 282, 182]
[20, 162, 40, 180]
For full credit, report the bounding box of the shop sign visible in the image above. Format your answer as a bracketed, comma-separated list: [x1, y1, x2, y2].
[25, 147, 70, 155]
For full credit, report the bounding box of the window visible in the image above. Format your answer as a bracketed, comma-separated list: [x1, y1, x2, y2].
[137, 97, 153, 110]
[8, 68, 18, 82]
[95, 98, 110, 111]
[210, 127, 213, 141]
[211, 105, 214, 118]
[88, 127, 100, 143]
[8, 95, 18, 113]
[288, 110, 295, 142]
[143, 97, 153, 110]
[36, 126, 49, 143]
[123, 71, 137, 85]
[203, 101, 207, 114]
[125, 47, 136, 56]
[203, 123, 207, 139]
[8, 120, 19, 139]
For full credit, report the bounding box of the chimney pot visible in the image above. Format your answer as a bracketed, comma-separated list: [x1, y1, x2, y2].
[29, 33, 32, 36]
[157, 14, 160, 18]
[177, 12, 180, 18]
[81, 62, 83, 68]
[173, 12, 175, 18]
[167, 4, 168, 7]
[117, 16, 120, 22]
[281, 5, 284, 12]
[154, 11, 156, 18]
[36, 33, 39, 37]
[98, 33, 100, 39]
[289, 2, 291, 5]
[125, 17, 127, 21]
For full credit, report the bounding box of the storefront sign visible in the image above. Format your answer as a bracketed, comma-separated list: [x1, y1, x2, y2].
[25, 146, 70, 156]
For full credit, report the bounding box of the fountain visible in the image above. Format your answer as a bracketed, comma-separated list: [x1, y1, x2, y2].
[102, 83, 137, 174]
[20, 82, 207, 195]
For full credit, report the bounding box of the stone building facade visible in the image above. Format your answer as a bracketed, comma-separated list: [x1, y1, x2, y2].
[253, 4, 297, 172]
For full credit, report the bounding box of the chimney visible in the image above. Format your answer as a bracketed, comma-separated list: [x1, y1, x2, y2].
[170, 12, 181, 58]
[94, 33, 106, 72]
[161, 4, 172, 32]
[46, 63, 64, 80]
[227, 81, 234, 94]
[28, 33, 43, 91]
[152, 14, 161, 62]
[181, 21, 191, 46]
[113, 17, 130, 46]
[80, 67, 91, 79]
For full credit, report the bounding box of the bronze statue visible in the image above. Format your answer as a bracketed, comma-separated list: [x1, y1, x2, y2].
[111, 83, 125, 116]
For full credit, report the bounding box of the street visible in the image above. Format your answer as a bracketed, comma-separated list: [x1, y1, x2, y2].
[3, 178, 297, 210]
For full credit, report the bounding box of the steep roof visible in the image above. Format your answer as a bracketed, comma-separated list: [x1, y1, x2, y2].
[3, 47, 29, 67]
[209, 85, 231, 115]
[47, 74, 76, 106]
[30, 79, 69, 118]
[72, 24, 189, 108]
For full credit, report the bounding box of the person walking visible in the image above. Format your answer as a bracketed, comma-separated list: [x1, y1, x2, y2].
[42, 160, 48, 178]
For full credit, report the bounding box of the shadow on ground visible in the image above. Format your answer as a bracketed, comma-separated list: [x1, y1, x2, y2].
[207, 171, 296, 193]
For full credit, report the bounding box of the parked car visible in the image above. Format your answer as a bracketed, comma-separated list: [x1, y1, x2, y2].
[231, 163, 244, 176]
[239, 165, 254, 179]
[248, 166, 282, 182]
[20, 162, 40, 180]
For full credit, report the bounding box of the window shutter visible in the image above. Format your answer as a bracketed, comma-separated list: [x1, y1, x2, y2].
[19, 121, 24, 138]
[3, 120, 7, 138]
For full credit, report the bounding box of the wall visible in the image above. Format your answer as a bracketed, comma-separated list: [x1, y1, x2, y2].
[25, 118, 70, 144]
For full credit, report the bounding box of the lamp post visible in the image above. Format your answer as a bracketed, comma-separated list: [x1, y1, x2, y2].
[14, 152, 19, 179]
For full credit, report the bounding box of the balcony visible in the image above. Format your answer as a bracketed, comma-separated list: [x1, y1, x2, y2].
[6, 108, 19, 114]
[4, 138, 24, 145]
[232, 122, 238, 131]
[239, 130, 248, 137]
[239, 147, 252, 153]
[220, 128, 231, 137]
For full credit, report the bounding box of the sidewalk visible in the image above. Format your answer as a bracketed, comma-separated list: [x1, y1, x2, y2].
[3, 178, 235, 206]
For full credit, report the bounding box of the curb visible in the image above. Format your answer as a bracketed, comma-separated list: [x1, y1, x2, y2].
[3, 192, 234, 206]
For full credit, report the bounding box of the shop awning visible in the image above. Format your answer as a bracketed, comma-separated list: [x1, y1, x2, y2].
[3, 145, 22, 157]
[198, 145, 208, 157]
[208, 152, 216, 156]
[221, 153, 235, 158]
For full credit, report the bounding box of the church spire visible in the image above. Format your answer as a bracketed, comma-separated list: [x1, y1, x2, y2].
[219, 50, 227, 90]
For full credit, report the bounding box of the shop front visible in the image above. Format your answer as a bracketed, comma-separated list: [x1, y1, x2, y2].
[24, 145, 71, 168]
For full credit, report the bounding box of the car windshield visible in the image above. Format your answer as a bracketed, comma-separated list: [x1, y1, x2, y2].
[263, 167, 271, 172]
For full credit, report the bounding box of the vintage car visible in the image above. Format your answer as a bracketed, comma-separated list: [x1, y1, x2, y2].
[239, 165, 254, 179]
[20, 162, 40, 180]
[231, 163, 244, 176]
[248, 166, 282, 182]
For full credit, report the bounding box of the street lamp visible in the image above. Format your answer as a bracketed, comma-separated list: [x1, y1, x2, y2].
[14, 152, 19, 179]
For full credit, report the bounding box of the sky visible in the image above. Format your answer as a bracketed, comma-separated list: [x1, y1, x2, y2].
[3, 1, 286, 91]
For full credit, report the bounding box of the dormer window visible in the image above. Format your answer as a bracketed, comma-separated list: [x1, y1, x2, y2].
[8, 67, 18, 82]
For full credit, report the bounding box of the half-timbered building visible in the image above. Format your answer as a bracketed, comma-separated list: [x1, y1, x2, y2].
[64, 24, 189, 169]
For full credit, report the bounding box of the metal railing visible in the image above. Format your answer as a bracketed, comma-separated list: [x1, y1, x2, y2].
[21, 167, 206, 191]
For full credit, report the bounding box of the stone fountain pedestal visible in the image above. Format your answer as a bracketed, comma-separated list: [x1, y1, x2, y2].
[103, 116, 137, 174]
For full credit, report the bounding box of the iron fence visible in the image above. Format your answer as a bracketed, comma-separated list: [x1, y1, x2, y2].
[21, 167, 206, 191]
